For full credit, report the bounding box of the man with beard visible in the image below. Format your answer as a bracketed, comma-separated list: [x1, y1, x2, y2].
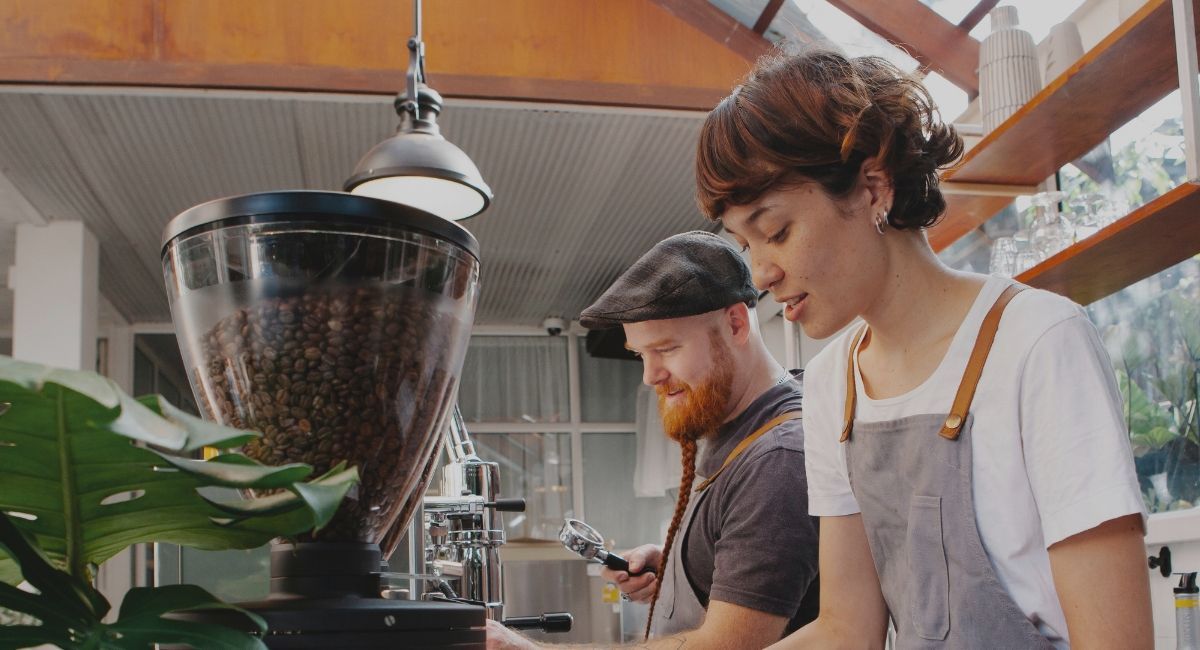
[485, 231, 819, 650]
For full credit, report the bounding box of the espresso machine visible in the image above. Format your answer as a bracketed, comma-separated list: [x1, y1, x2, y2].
[160, 190, 564, 647]
[414, 408, 572, 633]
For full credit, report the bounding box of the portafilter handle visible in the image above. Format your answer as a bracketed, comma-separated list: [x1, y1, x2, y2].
[558, 518, 648, 576]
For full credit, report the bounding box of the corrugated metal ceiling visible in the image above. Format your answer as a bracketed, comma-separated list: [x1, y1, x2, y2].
[0, 87, 714, 327]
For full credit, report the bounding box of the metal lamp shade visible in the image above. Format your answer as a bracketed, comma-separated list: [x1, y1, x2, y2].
[345, 130, 493, 221]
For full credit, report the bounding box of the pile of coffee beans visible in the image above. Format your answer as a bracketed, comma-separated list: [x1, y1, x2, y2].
[195, 285, 463, 543]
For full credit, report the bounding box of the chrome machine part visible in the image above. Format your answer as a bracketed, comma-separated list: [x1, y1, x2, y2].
[558, 519, 645, 576]
[420, 407, 572, 634]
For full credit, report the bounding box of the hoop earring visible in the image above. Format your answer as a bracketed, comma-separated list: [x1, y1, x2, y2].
[874, 211, 889, 235]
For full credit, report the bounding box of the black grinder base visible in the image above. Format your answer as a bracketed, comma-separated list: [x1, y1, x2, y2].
[167, 541, 485, 649]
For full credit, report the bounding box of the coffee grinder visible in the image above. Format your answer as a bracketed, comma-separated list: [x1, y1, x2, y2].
[161, 190, 504, 647]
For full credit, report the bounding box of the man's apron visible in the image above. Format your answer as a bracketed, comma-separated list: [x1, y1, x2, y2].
[649, 411, 802, 637]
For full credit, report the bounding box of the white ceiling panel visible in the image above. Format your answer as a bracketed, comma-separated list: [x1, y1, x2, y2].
[0, 87, 713, 328]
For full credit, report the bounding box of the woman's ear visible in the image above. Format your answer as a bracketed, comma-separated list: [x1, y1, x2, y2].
[858, 156, 894, 214]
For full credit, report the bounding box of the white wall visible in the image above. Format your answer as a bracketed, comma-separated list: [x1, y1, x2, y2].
[1146, 512, 1200, 647]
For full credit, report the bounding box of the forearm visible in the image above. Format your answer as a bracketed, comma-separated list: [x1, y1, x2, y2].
[768, 615, 885, 650]
[549, 628, 758, 650]
[1050, 514, 1153, 649]
[517, 629, 713, 650]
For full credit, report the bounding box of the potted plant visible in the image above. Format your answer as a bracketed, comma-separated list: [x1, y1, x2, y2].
[0, 356, 359, 649]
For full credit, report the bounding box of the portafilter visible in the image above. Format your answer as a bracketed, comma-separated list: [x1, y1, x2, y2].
[558, 519, 648, 575]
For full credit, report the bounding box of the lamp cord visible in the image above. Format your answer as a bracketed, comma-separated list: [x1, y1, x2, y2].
[405, 0, 426, 121]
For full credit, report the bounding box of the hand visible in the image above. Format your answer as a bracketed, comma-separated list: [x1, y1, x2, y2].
[599, 544, 661, 603]
[485, 619, 541, 650]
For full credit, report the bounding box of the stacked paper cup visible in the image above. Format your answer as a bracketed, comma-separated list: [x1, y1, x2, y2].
[980, 6, 1041, 134]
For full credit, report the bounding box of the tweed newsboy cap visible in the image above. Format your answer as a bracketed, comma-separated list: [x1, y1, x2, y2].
[579, 231, 758, 329]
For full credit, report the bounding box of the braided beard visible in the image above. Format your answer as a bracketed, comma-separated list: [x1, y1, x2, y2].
[644, 332, 734, 639]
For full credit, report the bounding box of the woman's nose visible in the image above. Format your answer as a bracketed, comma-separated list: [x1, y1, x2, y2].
[752, 257, 783, 292]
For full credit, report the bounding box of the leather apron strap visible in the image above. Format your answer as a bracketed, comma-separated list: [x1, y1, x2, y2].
[693, 411, 802, 493]
[840, 284, 1027, 443]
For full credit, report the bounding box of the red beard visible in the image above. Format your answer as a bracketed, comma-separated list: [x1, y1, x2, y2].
[656, 334, 734, 443]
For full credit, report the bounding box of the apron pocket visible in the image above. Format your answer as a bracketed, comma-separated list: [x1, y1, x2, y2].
[906, 495, 950, 641]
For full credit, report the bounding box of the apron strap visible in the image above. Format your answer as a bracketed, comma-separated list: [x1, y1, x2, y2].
[938, 284, 1026, 440]
[839, 284, 1027, 443]
[840, 324, 870, 443]
[693, 411, 802, 493]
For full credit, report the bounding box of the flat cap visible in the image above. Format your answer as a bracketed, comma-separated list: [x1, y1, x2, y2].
[579, 231, 758, 329]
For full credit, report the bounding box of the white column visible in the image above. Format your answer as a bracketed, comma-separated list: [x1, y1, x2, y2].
[99, 295, 134, 394]
[10, 221, 99, 370]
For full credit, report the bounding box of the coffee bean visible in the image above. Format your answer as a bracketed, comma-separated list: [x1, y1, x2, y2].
[194, 285, 465, 548]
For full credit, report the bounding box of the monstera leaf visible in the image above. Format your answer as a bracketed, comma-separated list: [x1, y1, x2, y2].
[0, 355, 358, 585]
[0, 511, 268, 649]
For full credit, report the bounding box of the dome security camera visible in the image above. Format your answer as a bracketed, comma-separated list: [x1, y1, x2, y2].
[542, 317, 566, 336]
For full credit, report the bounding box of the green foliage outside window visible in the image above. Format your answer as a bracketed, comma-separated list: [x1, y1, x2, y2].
[1063, 109, 1200, 514]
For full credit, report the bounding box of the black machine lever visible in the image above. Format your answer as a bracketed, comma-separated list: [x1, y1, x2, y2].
[503, 612, 573, 633]
[1148, 545, 1172, 578]
[487, 498, 526, 512]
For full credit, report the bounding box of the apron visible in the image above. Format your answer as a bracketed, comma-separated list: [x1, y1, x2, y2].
[840, 284, 1054, 649]
[649, 411, 802, 637]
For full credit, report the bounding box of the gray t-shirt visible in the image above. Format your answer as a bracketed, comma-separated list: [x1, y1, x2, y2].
[681, 370, 820, 634]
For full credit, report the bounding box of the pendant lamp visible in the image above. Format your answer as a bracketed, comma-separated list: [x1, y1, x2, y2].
[344, 0, 492, 220]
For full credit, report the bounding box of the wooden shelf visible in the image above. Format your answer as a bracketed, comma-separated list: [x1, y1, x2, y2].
[1016, 182, 1200, 305]
[929, 0, 1189, 251]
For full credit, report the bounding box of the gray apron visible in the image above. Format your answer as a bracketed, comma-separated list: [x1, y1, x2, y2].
[648, 475, 709, 636]
[649, 411, 803, 637]
[840, 285, 1054, 649]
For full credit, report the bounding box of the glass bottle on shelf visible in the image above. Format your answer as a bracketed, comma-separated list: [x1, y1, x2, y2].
[1028, 191, 1075, 262]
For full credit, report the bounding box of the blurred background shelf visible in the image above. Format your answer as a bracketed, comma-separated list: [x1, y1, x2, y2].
[1016, 181, 1200, 304]
[930, 0, 1192, 251]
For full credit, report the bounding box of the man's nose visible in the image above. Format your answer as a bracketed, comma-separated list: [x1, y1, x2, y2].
[642, 360, 668, 387]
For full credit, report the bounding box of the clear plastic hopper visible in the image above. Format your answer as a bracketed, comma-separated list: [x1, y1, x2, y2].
[161, 191, 480, 557]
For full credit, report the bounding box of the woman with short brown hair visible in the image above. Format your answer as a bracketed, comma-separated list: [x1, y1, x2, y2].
[698, 50, 1152, 649]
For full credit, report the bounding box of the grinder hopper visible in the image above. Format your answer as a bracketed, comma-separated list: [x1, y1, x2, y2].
[161, 190, 484, 647]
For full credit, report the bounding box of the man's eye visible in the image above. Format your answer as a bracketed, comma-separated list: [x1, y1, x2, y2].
[767, 227, 788, 244]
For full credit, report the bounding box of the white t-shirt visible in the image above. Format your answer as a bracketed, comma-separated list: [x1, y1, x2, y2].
[804, 276, 1146, 647]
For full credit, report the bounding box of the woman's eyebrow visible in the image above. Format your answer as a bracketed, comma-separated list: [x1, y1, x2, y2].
[722, 204, 775, 237]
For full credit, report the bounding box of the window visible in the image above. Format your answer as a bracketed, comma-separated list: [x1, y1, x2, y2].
[1088, 258, 1200, 514]
[458, 336, 569, 423]
[474, 432, 574, 541]
[577, 339, 641, 422]
[582, 433, 676, 550]
[459, 335, 576, 542]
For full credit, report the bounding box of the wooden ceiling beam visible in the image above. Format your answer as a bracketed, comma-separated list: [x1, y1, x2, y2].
[647, 0, 773, 62]
[753, 0, 787, 35]
[0, 0, 755, 111]
[959, 0, 1001, 33]
[825, 0, 980, 96]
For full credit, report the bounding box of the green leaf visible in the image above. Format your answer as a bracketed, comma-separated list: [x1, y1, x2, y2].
[137, 394, 259, 452]
[104, 584, 269, 648]
[0, 355, 358, 586]
[161, 455, 315, 489]
[0, 625, 77, 650]
[0, 513, 269, 649]
[104, 617, 268, 650]
[204, 466, 357, 522]
[0, 511, 104, 624]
